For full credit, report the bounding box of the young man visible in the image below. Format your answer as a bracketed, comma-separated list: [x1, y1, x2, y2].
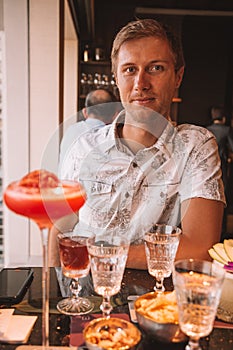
[55, 19, 225, 269]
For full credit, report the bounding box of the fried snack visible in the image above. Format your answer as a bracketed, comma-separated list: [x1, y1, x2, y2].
[84, 317, 141, 349]
[135, 291, 179, 324]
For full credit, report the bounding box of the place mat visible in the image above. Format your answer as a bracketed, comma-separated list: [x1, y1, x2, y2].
[214, 319, 233, 329]
[15, 295, 124, 315]
[70, 313, 130, 347]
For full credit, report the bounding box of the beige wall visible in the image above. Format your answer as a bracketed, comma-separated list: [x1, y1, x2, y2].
[0, 0, 3, 30]
[2, 0, 78, 266]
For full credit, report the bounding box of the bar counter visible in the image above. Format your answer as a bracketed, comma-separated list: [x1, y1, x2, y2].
[1, 267, 233, 350]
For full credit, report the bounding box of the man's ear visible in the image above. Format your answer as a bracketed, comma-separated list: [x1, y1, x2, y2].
[82, 107, 88, 119]
[175, 66, 185, 88]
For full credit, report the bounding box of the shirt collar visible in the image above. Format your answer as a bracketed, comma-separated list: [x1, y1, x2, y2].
[109, 110, 176, 155]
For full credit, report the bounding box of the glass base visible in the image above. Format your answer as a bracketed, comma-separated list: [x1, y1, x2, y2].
[16, 346, 74, 350]
[57, 296, 94, 315]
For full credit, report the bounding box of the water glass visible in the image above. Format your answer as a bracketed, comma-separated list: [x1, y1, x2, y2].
[144, 224, 182, 292]
[173, 259, 225, 350]
[87, 236, 129, 318]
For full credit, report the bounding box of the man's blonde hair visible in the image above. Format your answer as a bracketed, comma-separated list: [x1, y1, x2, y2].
[111, 18, 185, 75]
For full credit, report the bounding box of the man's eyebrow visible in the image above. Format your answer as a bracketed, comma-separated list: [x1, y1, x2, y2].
[120, 59, 169, 66]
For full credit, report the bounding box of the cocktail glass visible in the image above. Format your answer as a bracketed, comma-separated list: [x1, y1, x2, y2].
[173, 259, 225, 350]
[144, 224, 182, 293]
[3, 170, 86, 349]
[57, 231, 94, 315]
[87, 235, 129, 319]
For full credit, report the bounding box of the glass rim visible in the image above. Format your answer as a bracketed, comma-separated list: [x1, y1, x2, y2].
[57, 230, 96, 239]
[86, 237, 130, 249]
[173, 258, 226, 278]
[145, 224, 182, 236]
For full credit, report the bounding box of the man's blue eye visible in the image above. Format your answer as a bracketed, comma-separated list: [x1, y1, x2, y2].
[126, 67, 135, 73]
[149, 65, 164, 73]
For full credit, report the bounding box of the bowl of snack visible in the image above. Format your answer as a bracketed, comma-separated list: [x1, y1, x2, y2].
[83, 317, 141, 350]
[134, 291, 187, 343]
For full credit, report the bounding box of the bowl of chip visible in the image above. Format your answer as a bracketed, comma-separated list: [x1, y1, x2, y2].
[134, 291, 188, 343]
[83, 317, 141, 350]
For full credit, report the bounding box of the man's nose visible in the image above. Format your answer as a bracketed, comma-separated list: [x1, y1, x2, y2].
[134, 71, 151, 91]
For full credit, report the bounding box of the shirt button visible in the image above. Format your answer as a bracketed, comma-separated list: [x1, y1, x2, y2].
[132, 162, 137, 168]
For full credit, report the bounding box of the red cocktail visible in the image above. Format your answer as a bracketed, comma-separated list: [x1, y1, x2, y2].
[4, 170, 86, 229]
[59, 237, 90, 277]
[3, 169, 86, 349]
[57, 233, 94, 315]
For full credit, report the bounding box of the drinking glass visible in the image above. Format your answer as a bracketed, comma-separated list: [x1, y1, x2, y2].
[57, 231, 94, 315]
[3, 171, 86, 349]
[87, 236, 129, 319]
[173, 259, 225, 350]
[144, 224, 182, 293]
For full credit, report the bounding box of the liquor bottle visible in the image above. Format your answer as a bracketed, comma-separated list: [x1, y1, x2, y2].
[83, 45, 90, 62]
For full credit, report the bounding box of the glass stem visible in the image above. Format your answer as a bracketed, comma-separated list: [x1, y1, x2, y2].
[100, 295, 112, 319]
[186, 337, 201, 350]
[70, 279, 82, 299]
[154, 277, 165, 293]
[41, 227, 50, 347]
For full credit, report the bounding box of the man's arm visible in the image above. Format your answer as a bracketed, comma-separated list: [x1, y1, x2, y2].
[177, 197, 224, 260]
[126, 197, 224, 270]
[126, 243, 147, 270]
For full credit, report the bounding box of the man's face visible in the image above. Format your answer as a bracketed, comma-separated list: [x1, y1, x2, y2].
[115, 36, 184, 119]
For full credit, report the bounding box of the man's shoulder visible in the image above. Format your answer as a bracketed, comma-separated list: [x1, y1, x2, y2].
[64, 120, 87, 136]
[72, 123, 112, 148]
[176, 123, 212, 138]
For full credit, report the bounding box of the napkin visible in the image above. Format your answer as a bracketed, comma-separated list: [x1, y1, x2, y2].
[0, 308, 37, 344]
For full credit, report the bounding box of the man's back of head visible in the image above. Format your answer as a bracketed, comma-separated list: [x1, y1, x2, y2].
[84, 88, 122, 124]
[211, 106, 226, 124]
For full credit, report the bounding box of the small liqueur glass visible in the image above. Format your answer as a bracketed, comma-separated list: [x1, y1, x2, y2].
[144, 224, 182, 293]
[173, 259, 225, 350]
[87, 235, 129, 319]
[57, 231, 95, 315]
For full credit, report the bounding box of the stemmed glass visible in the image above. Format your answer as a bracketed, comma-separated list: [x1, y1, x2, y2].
[173, 259, 225, 350]
[3, 170, 86, 349]
[57, 231, 94, 315]
[87, 235, 129, 319]
[144, 224, 182, 293]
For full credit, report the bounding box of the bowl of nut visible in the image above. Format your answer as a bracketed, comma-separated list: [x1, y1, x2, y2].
[134, 290, 187, 343]
[83, 317, 141, 350]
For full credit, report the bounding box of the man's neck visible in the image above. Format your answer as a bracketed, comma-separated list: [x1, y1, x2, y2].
[117, 113, 169, 154]
[120, 123, 157, 153]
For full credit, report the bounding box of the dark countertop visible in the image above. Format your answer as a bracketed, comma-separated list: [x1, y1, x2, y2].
[1, 267, 233, 350]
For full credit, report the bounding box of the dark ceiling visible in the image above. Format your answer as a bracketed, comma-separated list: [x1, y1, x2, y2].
[69, 0, 233, 43]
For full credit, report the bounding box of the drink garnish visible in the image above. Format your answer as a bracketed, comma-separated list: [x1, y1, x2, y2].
[19, 169, 60, 189]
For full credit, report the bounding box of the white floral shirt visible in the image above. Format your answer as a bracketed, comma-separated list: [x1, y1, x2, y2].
[61, 111, 225, 242]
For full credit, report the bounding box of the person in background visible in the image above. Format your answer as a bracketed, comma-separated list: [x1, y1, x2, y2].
[51, 18, 225, 269]
[59, 88, 121, 169]
[207, 105, 233, 239]
[207, 106, 233, 189]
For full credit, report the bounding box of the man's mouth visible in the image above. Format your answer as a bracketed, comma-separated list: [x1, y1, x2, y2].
[131, 97, 155, 105]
